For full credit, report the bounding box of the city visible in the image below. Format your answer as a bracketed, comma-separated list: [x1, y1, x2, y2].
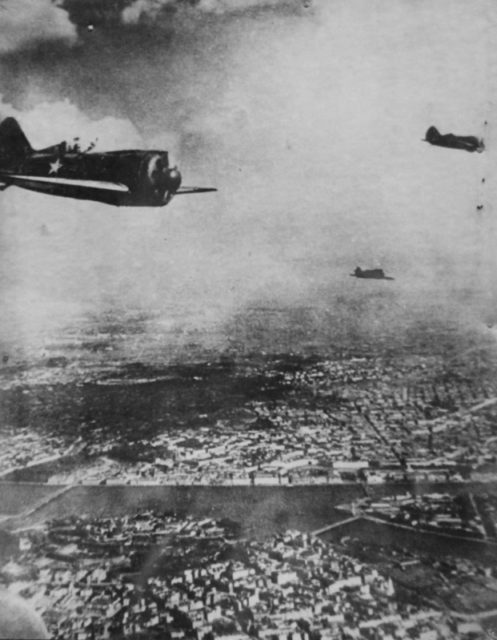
[0, 0, 495, 637]
[0, 331, 496, 637]
[1, 511, 492, 639]
[1, 344, 496, 488]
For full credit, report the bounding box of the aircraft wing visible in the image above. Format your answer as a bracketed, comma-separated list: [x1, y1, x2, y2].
[0, 173, 130, 193]
[175, 186, 217, 195]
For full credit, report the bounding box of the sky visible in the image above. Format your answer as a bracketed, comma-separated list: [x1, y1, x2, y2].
[0, 0, 495, 362]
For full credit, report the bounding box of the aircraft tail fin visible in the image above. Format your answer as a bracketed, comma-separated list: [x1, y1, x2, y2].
[0, 117, 32, 167]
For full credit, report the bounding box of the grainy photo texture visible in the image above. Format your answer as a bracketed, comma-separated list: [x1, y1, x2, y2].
[0, 0, 496, 638]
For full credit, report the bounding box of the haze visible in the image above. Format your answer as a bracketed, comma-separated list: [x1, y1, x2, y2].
[0, 0, 495, 363]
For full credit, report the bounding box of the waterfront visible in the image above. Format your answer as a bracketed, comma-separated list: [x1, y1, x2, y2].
[3, 510, 494, 640]
[2, 322, 497, 636]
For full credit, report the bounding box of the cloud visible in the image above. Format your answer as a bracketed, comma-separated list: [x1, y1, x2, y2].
[195, 0, 292, 12]
[0, 0, 76, 53]
[122, 0, 172, 24]
[0, 0, 494, 363]
[0, 96, 142, 150]
[122, 0, 296, 23]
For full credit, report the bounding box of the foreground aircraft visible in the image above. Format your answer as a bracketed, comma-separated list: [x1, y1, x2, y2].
[424, 126, 484, 153]
[0, 118, 216, 206]
[351, 267, 394, 281]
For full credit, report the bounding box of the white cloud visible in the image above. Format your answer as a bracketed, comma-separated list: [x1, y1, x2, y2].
[0, 97, 142, 151]
[0, 0, 76, 53]
[196, 0, 288, 12]
[122, 0, 292, 23]
[122, 0, 174, 24]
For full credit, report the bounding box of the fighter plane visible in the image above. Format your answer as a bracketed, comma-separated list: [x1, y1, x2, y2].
[424, 126, 484, 153]
[350, 267, 394, 280]
[0, 117, 216, 206]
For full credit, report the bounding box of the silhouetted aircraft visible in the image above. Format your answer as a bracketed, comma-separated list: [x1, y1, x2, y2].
[0, 117, 216, 207]
[424, 126, 484, 153]
[351, 267, 394, 280]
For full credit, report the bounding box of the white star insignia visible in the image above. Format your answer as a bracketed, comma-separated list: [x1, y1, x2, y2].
[49, 158, 62, 175]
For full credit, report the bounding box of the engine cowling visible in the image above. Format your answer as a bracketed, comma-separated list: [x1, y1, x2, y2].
[142, 153, 182, 205]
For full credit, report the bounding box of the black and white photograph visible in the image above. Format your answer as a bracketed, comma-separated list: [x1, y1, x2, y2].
[0, 0, 496, 638]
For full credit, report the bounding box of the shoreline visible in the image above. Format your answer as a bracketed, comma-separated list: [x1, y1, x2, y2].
[2, 479, 497, 537]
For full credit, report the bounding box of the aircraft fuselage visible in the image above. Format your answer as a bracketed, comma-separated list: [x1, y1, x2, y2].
[5, 148, 180, 206]
[0, 117, 216, 207]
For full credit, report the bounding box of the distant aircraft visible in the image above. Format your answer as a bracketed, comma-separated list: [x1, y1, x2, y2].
[424, 126, 484, 153]
[0, 117, 216, 207]
[351, 267, 394, 281]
